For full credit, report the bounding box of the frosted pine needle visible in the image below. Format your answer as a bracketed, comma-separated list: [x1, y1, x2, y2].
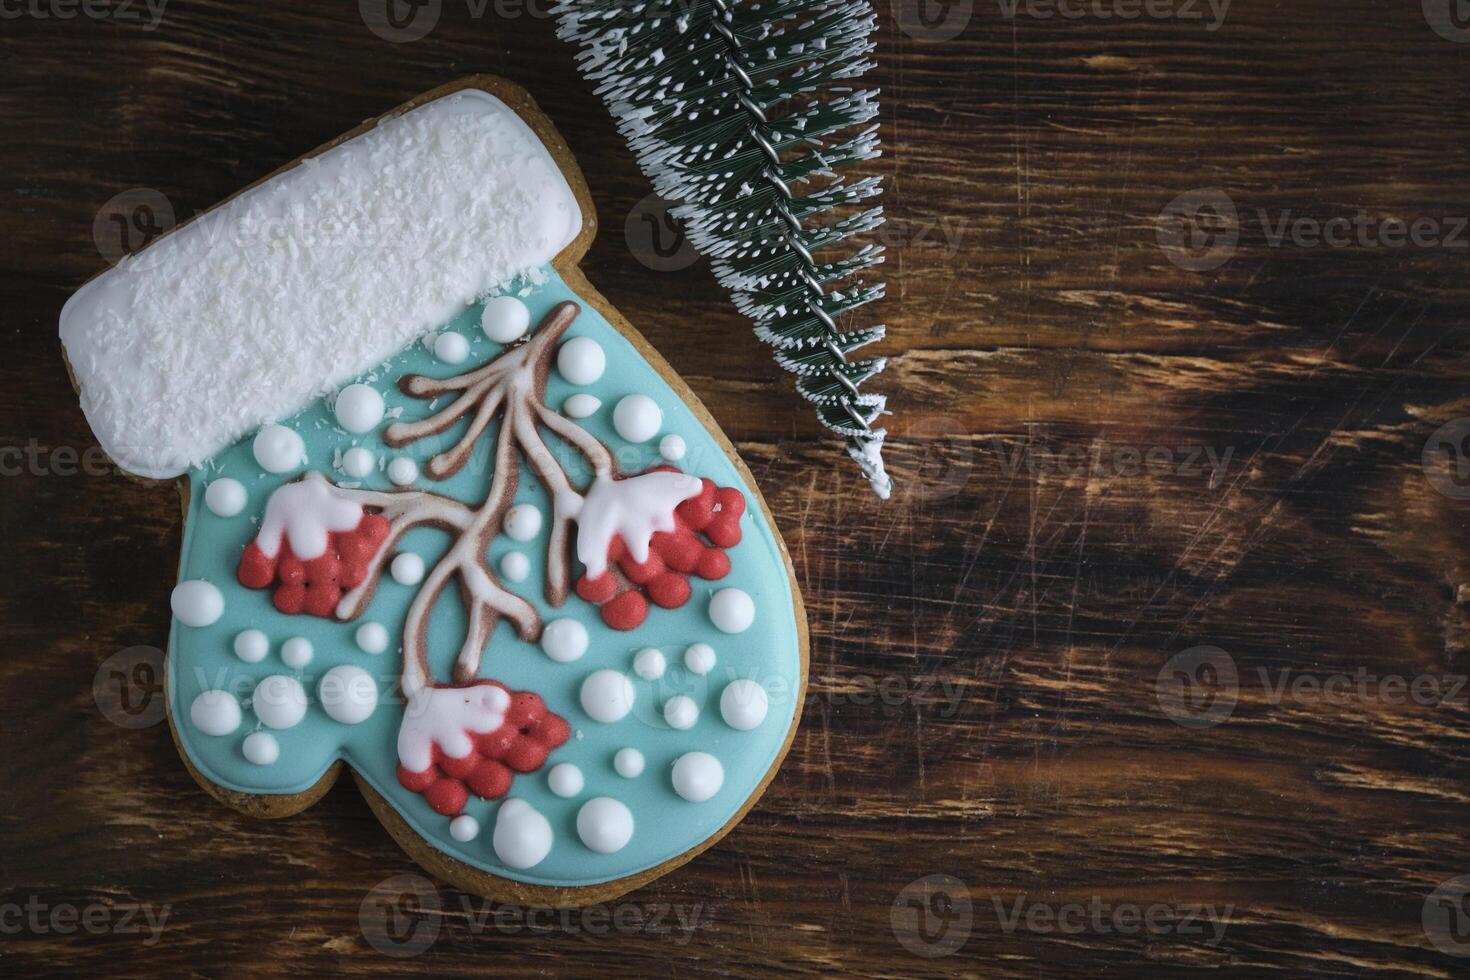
[555, 0, 893, 498]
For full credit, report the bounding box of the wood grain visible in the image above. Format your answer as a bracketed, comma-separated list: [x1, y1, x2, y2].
[4, 0, 1470, 975]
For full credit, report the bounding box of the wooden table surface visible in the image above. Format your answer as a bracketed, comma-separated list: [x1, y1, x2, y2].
[6, 1, 1470, 976]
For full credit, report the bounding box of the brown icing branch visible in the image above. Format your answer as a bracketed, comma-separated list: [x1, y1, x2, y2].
[397, 416, 538, 691]
[332, 484, 475, 621]
[337, 301, 619, 693]
[326, 474, 535, 695]
[383, 302, 578, 479]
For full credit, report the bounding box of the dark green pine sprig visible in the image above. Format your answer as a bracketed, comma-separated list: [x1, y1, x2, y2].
[555, 0, 892, 498]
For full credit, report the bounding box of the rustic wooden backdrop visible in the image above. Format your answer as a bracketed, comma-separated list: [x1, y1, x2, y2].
[5, 0, 1470, 975]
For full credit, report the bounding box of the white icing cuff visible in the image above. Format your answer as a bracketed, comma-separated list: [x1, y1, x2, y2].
[60, 88, 583, 479]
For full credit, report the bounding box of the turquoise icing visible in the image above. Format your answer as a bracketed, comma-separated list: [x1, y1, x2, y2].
[168, 269, 801, 888]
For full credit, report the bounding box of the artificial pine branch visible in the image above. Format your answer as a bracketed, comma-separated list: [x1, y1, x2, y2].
[555, 0, 894, 498]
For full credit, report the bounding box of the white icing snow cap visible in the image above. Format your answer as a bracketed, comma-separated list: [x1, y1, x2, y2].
[60, 88, 583, 479]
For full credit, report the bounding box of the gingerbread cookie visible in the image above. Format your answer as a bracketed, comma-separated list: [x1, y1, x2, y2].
[60, 78, 808, 906]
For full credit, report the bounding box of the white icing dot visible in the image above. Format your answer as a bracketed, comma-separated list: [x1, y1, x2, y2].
[659, 434, 687, 462]
[709, 588, 755, 634]
[233, 629, 269, 663]
[563, 394, 602, 418]
[204, 478, 247, 517]
[503, 503, 542, 541]
[190, 690, 240, 736]
[281, 636, 313, 669]
[434, 331, 470, 364]
[390, 552, 425, 585]
[613, 394, 662, 443]
[356, 622, 389, 654]
[684, 642, 716, 675]
[387, 457, 418, 486]
[334, 384, 385, 433]
[541, 618, 588, 663]
[500, 551, 530, 582]
[449, 814, 480, 842]
[252, 674, 307, 730]
[672, 752, 724, 803]
[557, 336, 606, 385]
[721, 679, 770, 731]
[341, 447, 375, 478]
[581, 670, 636, 723]
[548, 763, 585, 797]
[576, 797, 634, 854]
[482, 295, 531, 343]
[632, 647, 666, 680]
[319, 665, 378, 725]
[242, 731, 279, 765]
[664, 695, 699, 730]
[494, 798, 554, 869]
[613, 747, 645, 778]
[253, 424, 305, 473]
[171, 580, 224, 627]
